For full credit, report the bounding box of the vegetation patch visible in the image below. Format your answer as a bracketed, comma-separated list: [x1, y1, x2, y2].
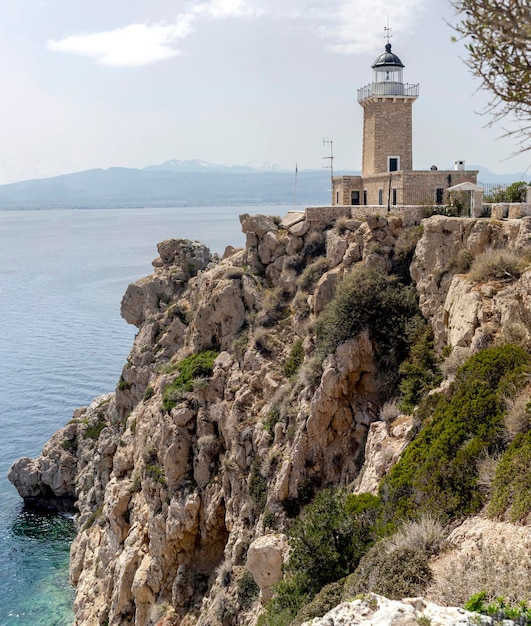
[259, 489, 380, 625]
[315, 266, 421, 379]
[488, 428, 531, 521]
[83, 411, 107, 441]
[464, 592, 531, 624]
[248, 456, 268, 513]
[468, 249, 529, 282]
[380, 344, 531, 523]
[399, 324, 441, 413]
[237, 571, 260, 609]
[162, 349, 219, 412]
[297, 258, 330, 293]
[283, 340, 304, 379]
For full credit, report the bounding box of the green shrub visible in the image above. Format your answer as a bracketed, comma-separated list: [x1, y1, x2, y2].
[263, 408, 281, 434]
[464, 592, 531, 624]
[162, 349, 219, 412]
[489, 429, 531, 521]
[83, 411, 107, 441]
[62, 437, 78, 454]
[344, 545, 432, 600]
[485, 181, 529, 203]
[297, 258, 330, 292]
[283, 340, 304, 378]
[291, 581, 345, 625]
[286, 490, 379, 599]
[237, 571, 260, 609]
[399, 323, 441, 412]
[448, 249, 474, 274]
[315, 266, 421, 375]
[468, 249, 529, 282]
[248, 457, 268, 512]
[381, 344, 531, 523]
[259, 489, 380, 626]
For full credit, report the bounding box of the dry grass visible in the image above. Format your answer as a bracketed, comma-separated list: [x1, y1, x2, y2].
[468, 249, 529, 283]
[440, 346, 473, 378]
[384, 515, 446, 557]
[379, 399, 401, 425]
[476, 452, 500, 494]
[504, 390, 531, 440]
[428, 539, 531, 607]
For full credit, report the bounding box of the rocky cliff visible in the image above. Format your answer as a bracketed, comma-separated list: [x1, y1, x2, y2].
[8, 212, 531, 626]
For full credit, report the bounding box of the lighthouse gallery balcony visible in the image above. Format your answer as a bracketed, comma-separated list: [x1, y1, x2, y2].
[357, 82, 419, 102]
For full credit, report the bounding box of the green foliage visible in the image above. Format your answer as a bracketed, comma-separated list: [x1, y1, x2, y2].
[145, 463, 167, 486]
[381, 344, 531, 522]
[344, 545, 432, 600]
[162, 349, 219, 412]
[291, 581, 345, 625]
[485, 182, 529, 203]
[237, 571, 260, 609]
[286, 490, 378, 599]
[263, 408, 281, 434]
[259, 489, 380, 626]
[83, 411, 107, 441]
[489, 429, 531, 521]
[117, 378, 130, 391]
[248, 457, 268, 512]
[315, 266, 421, 375]
[464, 592, 531, 624]
[62, 437, 78, 454]
[399, 324, 442, 412]
[297, 258, 330, 292]
[283, 340, 304, 378]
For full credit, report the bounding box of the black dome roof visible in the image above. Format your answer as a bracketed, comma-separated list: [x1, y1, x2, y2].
[372, 43, 404, 68]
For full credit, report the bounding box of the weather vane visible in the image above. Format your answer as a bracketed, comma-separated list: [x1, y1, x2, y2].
[384, 18, 393, 46]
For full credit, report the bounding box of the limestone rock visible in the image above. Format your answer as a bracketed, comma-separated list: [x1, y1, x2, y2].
[300, 594, 508, 626]
[246, 534, 289, 602]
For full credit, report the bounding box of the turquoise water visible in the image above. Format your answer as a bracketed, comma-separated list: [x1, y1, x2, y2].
[0, 205, 284, 623]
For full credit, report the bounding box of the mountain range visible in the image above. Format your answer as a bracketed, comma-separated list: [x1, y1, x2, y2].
[0, 159, 527, 210]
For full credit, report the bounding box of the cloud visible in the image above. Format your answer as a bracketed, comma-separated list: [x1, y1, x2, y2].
[47, 0, 261, 67]
[298, 0, 427, 55]
[47, 0, 425, 67]
[48, 18, 196, 67]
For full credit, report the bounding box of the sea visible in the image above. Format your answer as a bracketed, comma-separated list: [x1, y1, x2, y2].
[0, 205, 291, 625]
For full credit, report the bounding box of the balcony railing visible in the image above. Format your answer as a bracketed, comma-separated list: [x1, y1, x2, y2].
[357, 82, 419, 102]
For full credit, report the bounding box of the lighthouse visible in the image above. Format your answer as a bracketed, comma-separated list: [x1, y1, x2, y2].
[358, 43, 419, 177]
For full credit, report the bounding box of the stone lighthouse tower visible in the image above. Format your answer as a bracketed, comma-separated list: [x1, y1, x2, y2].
[358, 43, 419, 177]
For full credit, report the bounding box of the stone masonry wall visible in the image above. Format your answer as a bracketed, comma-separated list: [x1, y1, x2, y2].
[361, 98, 415, 177]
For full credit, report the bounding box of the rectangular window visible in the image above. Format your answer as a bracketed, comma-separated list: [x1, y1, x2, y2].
[363, 190, 367, 205]
[378, 189, 383, 205]
[392, 188, 397, 206]
[336, 191, 339, 205]
[388, 156, 400, 172]
[351, 191, 360, 205]
[436, 188, 444, 204]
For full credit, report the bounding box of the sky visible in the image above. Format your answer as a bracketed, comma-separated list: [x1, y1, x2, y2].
[0, 0, 529, 184]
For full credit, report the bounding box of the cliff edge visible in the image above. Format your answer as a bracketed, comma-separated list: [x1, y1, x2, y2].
[9, 212, 531, 625]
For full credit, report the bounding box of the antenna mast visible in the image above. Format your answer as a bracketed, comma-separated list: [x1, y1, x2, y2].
[322, 138, 334, 200]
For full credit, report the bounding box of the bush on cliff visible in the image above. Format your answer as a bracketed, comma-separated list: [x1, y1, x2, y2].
[315, 266, 421, 377]
[489, 428, 531, 521]
[162, 349, 219, 412]
[258, 490, 380, 625]
[380, 344, 531, 523]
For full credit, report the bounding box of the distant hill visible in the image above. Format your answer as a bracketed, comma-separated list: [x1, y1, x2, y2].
[0, 159, 526, 210]
[0, 162, 350, 210]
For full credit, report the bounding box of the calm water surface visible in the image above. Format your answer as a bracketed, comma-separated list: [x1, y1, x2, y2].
[0, 205, 288, 624]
